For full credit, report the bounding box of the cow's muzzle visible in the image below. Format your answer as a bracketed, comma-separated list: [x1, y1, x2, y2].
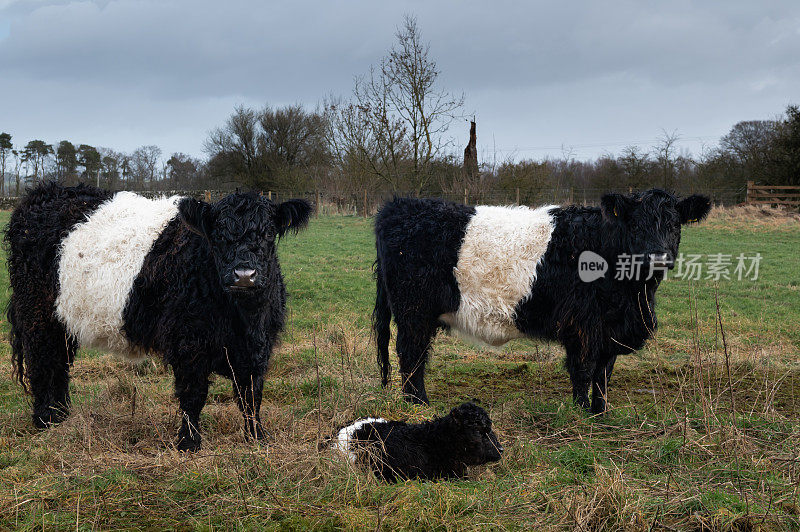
[231, 268, 257, 289]
[649, 252, 674, 269]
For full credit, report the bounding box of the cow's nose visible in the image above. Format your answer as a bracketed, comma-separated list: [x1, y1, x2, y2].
[233, 268, 257, 288]
[650, 252, 674, 269]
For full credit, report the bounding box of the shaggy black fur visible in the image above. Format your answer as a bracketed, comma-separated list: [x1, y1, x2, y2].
[6, 183, 312, 451]
[344, 402, 502, 482]
[5, 183, 111, 428]
[373, 197, 475, 403]
[373, 189, 711, 412]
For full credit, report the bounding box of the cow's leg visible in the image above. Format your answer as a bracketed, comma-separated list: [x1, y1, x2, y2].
[16, 311, 77, 429]
[564, 339, 596, 412]
[173, 362, 210, 452]
[591, 354, 617, 414]
[232, 371, 267, 441]
[396, 321, 436, 405]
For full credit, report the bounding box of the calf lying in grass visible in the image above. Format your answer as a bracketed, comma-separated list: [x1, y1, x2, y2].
[334, 402, 503, 482]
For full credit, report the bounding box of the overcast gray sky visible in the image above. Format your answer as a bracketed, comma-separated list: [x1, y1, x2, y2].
[1, 0, 798, 162]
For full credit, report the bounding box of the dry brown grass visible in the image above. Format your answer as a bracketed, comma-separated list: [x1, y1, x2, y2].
[1, 313, 800, 529]
[705, 204, 800, 232]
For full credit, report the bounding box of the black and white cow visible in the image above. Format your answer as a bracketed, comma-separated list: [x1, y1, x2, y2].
[373, 188, 711, 413]
[6, 182, 311, 451]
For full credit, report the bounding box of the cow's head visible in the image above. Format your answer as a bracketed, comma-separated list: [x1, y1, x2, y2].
[600, 188, 711, 273]
[179, 192, 311, 297]
[448, 402, 503, 465]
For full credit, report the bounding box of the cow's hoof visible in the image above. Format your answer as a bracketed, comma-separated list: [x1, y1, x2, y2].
[244, 422, 268, 441]
[32, 407, 69, 429]
[574, 397, 591, 412]
[590, 402, 607, 416]
[176, 429, 202, 452]
[176, 436, 201, 452]
[32, 415, 50, 430]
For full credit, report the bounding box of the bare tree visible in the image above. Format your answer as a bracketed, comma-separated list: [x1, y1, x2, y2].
[655, 129, 680, 189]
[259, 104, 329, 189]
[322, 96, 384, 193]
[98, 148, 123, 190]
[205, 106, 260, 185]
[131, 145, 162, 189]
[167, 153, 202, 189]
[205, 104, 329, 190]
[495, 158, 550, 203]
[770, 104, 800, 186]
[720, 120, 778, 184]
[618, 145, 652, 189]
[337, 15, 464, 194]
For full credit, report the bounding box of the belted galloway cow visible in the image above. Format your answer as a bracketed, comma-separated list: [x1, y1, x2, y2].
[373, 188, 711, 412]
[7, 183, 311, 450]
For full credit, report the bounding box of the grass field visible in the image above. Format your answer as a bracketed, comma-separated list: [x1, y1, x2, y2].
[1, 208, 799, 530]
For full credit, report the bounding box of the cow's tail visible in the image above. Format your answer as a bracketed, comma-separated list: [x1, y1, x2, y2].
[373, 260, 392, 388]
[7, 300, 27, 393]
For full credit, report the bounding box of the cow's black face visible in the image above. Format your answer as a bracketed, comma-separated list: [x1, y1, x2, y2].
[179, 193, 311, 298]
[600, 189, 711, 274]
[450, 403, 504, 465]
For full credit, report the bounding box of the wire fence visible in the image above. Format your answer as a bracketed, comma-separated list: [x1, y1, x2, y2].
[0, 186, 749, 215]
[199, 186, 748, 218]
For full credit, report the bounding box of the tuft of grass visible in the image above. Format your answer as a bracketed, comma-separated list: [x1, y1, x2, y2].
[651, 437, 683, 464]
[554, 444, 596, 479]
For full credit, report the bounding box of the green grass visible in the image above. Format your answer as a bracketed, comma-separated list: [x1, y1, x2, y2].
[0, 210, 799, 530]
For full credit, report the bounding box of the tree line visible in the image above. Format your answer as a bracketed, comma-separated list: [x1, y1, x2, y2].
[0, 136, 209, 195]
[1, 16, 798, 201]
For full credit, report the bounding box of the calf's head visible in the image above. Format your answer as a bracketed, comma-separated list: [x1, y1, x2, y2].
[600, 188, 711, 273]
[448, 402, 503, 465]
[179, 193, 311, 296]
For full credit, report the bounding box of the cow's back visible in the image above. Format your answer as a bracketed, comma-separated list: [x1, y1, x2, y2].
[54, 191, 182, 357]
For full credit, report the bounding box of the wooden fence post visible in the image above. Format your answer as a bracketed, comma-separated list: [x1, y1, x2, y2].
[516, 187, 520, 205]
[746, 180, 754, 204]
[268, 191, 272, 201]
[464, 188, 468, 205]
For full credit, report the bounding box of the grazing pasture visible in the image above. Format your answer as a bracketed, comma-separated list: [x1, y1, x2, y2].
[0, 208, 799, 530]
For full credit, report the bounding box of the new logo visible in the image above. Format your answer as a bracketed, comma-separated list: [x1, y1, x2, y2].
[578, 251, 608, 282]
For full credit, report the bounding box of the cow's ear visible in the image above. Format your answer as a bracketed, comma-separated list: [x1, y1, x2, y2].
[450, 402, 478, 428]
[676, 194, 711, 225]
[179, 198, 216, 238]
[600, 193, 637, 223]
[275, 199, 312, 237]
[450, 405, 466, 427]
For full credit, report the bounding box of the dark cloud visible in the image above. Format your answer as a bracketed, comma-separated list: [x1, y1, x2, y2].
[1, 0, 798, 159]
